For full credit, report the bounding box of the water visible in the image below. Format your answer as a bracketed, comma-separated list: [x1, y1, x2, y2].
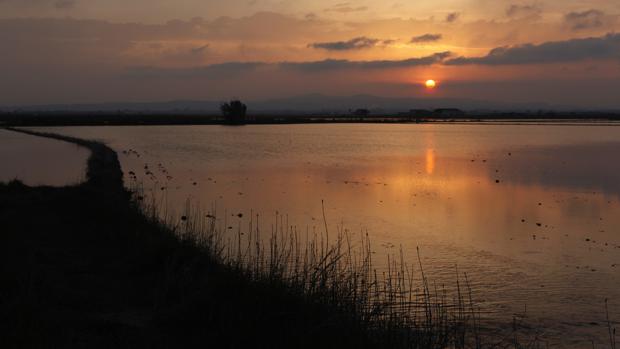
[32, 123, 620, 346]
[0, 129, 89, 186]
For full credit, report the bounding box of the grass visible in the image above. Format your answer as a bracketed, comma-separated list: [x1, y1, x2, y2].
[1, 127, 616, 348]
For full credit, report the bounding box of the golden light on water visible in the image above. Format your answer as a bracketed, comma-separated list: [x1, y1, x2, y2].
[425, 79, 437, 89]
[425, 148, 435, 175]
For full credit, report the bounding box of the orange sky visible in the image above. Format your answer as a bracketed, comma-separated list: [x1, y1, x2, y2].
[0, 1, 619, 107]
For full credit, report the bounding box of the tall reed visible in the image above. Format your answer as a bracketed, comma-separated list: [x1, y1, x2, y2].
[136, 189, 499, 348]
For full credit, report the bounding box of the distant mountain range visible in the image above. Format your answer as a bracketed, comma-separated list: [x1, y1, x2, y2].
[2, 94, 581, 114]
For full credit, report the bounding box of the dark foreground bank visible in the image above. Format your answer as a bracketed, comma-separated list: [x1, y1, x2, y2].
[0, 128, 391, 348]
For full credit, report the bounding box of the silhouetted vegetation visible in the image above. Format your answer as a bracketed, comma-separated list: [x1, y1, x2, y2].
[220, 100, 248, 124]
[2, 109, 620, 127]
[352, 108, 370, 117]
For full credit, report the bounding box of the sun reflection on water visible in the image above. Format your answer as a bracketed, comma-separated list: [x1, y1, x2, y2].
[426, 148, 435, 175]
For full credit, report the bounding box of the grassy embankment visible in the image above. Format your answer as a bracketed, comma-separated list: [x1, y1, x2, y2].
[1, 127, 578, 348]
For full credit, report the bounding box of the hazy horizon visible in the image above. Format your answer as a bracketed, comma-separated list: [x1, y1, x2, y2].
[5, 93, 619, 113]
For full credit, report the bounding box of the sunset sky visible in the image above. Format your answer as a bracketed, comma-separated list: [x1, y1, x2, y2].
[1, 0, 619, 108]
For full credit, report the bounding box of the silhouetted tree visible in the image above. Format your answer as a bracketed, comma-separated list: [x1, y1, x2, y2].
[220, 100, 248, 124]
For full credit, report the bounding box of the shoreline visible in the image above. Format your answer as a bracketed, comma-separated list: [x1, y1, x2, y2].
[0, 127, 481, 348]
[2, 113, 620, 127]
[0, 127, 382, 348]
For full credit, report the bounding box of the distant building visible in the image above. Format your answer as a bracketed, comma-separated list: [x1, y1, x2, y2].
[433, 108, 465, 117]
[351, 108, 370, 117]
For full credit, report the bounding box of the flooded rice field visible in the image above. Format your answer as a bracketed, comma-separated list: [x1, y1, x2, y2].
[23, 123, 620, 347]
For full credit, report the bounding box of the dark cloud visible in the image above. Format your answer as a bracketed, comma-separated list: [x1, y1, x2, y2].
[309, 36, 380, 50]
[445, 12, 460, 23]
[564, 9, 605, 30]
[506, 4, 541, 18]
[54, 0, 75, 10]
[281, 52, 452, 71]
[304, 13, 318, 21]
[190, 44, 209, 55]
[410, 33, 442, 44]
[127, 52, 452, 77]
[445, 33, 620, 65]
[325, 3, 368, 13]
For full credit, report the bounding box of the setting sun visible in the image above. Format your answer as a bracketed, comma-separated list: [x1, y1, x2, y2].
[425, 79, 437, 89]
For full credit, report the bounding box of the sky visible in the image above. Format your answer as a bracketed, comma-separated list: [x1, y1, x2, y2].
[1, 0, 619, 108]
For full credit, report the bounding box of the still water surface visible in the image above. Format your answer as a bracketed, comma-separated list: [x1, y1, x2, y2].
[33, 124, 620, 346]
[0, 129, 88, 186]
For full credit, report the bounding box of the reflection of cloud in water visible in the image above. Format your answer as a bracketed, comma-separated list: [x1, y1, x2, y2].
[486, 142, 620, 197]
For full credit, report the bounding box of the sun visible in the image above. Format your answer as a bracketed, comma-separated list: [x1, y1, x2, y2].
[425, 79, 437, 89]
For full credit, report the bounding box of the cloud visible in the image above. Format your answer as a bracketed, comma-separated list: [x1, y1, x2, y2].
[325, 3, 368, 13]
[127, 52, 452, 77]
[54, 0, 75, 10]
[309, 36, 380, 50]
[280, 52, 452, 71]
[304, 12, 318, 21]
[445, 12, 460, 23]
[190, 44, 209, 55]
[564, 9, 605, 30]
[506, 4, 541, 18]
[445, 33, 620, 65]
[410, 33, 442, 44]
